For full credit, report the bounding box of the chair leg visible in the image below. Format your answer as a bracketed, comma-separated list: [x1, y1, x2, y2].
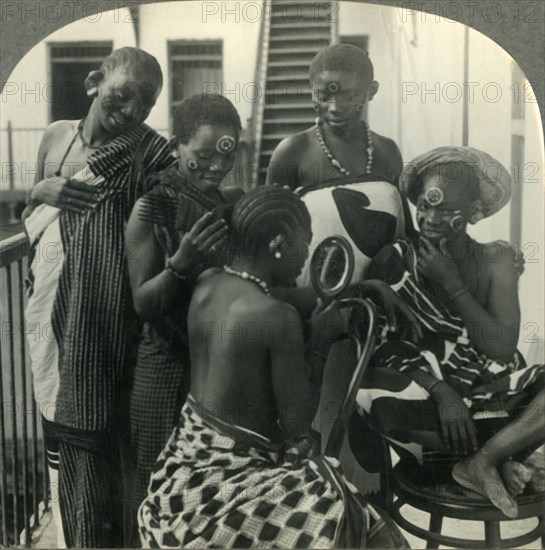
[426, 513, 443, 549]
[485, 521, 501, 548]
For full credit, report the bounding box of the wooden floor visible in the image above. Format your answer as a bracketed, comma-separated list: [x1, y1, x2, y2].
[30, 506, 542, 549]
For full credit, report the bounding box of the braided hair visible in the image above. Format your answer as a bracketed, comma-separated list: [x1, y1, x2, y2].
[309, 44, 374, 86]
[99, 47, 163, 89]
[173, 93, 242, 144]
[231, 186, 311, 258]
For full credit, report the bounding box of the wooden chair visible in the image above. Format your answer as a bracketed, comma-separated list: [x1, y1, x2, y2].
[354, 422, 545, 549]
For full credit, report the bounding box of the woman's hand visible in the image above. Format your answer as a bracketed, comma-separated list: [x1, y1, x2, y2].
[359, 280, 422, 341]
[494, 240, 525, 276]
[309, 299, 344, 355]
[429, 381, 478, 454]
[33, 176, 99, 213]
[170, 211, 228, 273]
[417, 238, 463, 290]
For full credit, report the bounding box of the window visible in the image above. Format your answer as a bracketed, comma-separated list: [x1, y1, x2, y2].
[169, 41, 223, 120]
[49, 42, 113, 121]
[340, 35, 369, 53]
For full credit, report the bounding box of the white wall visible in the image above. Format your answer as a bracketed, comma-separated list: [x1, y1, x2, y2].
[0, 8, 136, 191]
[1, 8, 136, 130]
[338, 2, 543, 355]
[139, 1, 261, 133]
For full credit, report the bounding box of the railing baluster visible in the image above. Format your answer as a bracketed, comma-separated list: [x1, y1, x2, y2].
[7, 265, 20, 544]
[0, 273, 9, 545]
[2, 232, 52, 544]
[17, 259, 31, 546]
[32, 394, 39, 526]
[42, 439, 49, 512]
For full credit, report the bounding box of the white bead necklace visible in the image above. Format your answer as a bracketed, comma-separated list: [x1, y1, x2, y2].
[223, 266, 271, 295]
[315, 118, 373, 176]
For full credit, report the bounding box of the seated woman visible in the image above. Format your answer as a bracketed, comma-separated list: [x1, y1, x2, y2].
[351, 146, 544, 518]
[138, 186, 407, 548]
[125, 93, 244, 530]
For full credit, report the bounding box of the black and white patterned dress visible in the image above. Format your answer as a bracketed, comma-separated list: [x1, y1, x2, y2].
[138, 394, 406, 549]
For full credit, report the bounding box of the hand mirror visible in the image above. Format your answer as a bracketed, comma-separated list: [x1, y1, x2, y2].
[309, 235, 355, 299]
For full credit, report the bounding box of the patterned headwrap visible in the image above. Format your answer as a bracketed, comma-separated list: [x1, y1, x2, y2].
[401, 146, 512, 222]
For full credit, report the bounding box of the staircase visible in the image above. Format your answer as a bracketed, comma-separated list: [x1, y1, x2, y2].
[253, 1, 336, 185]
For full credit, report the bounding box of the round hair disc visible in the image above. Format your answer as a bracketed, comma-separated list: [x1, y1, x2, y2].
[216, 135, 236, 154]
[425, 186, 444, 206]
[187, 158, 199, 171]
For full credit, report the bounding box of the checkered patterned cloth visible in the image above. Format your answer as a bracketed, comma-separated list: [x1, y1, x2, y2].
[138, 395, 402, 548]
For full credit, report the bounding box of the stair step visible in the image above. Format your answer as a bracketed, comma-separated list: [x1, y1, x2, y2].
[270, 21, 330, 30]
[263, 117, 313, 125]
[268, 45, 328, 56]
[272, 0, 335, 7]
[265, 102, 314, 110]
[266, 73, 308, 82]
[270, 33, 330, 42]
[265, 88, 312, 97]
[269, 46, 321, 55]
[268, 60, 310, 68]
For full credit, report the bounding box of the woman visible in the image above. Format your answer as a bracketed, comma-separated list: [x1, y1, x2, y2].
[23, 47, 173, 547]
[125, 93, 244, 525]
[138, 186, 407, 548]
[351, 147, 544, 518]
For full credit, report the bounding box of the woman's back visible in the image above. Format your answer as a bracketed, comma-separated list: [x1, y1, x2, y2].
[188, 269, 286, 440]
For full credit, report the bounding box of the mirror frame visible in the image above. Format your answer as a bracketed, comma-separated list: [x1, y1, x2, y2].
[309, 235, 355, 299]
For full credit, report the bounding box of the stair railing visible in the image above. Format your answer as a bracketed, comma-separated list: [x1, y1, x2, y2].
[250, 0, 272, 186]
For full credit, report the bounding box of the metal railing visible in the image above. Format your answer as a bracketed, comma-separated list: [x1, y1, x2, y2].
[0, 232, 49, 547]
[0, 124, 43, 192]
[250, 0, 272, 181]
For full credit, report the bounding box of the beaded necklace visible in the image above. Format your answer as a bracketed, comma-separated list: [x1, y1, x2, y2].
[53, 118, 113, 177]
[314, 118, 373, 176]
[223, 266, 271, 295]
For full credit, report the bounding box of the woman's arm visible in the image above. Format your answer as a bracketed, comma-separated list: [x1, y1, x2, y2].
[270, 300, 343, 440]
[25, 121, 99, 215]
[418, 238, 520, 361]
[448, 247, 520, 361]
[126, 201, 229, 321]
[271, 279, 421, 341]
[125, 199, 184, 321]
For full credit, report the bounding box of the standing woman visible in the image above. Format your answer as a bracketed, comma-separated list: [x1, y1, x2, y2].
[23, 47, 173, 547]
[125, 93, 244, 528]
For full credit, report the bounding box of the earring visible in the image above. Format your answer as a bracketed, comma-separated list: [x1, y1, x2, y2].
[449, 214, 465, 232]
[187, 159, 199, 171]
[470, 211, 484, 224]
[171, 149, 179, 159]
[274, 251, 282, 259]
[356, 104, 364, 112]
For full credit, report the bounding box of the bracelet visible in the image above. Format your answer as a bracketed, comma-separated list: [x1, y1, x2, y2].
[25, 190, 38, 208]
[305, 349, 327, 361]
[165, 258, 190, 282]
[448, 285, 469, 302]
[427, 378, 443, 394]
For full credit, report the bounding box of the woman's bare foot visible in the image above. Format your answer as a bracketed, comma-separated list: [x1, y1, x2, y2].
[499, 460, 532, 496]
[452, 452, 518, 518]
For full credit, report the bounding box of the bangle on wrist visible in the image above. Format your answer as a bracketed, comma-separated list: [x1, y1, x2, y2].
[25, 190, 38, 208]
[165, 258, 190, 282]
[305, 349, 327, 361]
[427, 378, 444, 394]
[448, 285, 469, 302]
